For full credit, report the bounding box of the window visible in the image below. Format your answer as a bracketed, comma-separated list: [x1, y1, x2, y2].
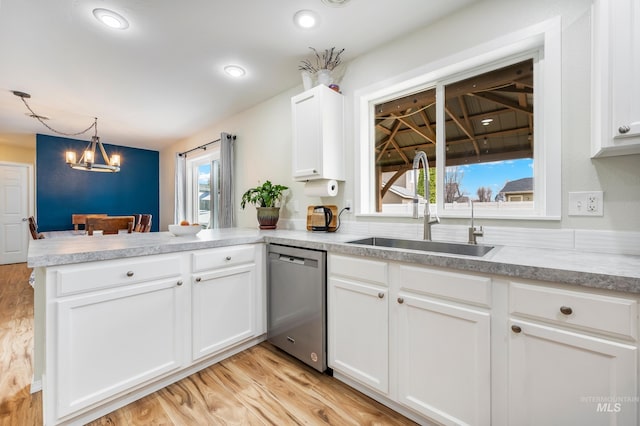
[186, 149, 220, 228]
[356, 19, 561, 220]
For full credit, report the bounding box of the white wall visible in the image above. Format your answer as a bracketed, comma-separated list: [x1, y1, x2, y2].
[160, 0, 640, 232]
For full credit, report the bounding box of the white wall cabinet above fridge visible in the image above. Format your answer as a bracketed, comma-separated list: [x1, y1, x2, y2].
[592, 0, 640, 157]
[291, 85, 344, 181]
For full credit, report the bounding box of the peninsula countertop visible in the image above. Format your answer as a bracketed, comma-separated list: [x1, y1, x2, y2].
[27, 228, 640, 293]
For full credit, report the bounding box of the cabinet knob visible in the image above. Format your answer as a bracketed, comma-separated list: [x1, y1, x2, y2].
[195, 277, 202, 283]
[397, 297, 404, 304]
[619, 125, 631, 134]
[560, 306, 573, 315]
[511, 325, 522, 333]
[126, 271, 134, 277]
[378, 292, 385, 299]
[177, 280, 183, 286]
[225, 256, 231, 261]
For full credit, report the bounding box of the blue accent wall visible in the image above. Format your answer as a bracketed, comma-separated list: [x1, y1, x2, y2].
[36, 134, 160, 232]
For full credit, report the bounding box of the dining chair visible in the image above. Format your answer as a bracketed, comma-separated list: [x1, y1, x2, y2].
[135, 214, 152, 232]
[72, 214, 107, 231]
[86, 216, 134, 235]
[28, 216, 45, 240]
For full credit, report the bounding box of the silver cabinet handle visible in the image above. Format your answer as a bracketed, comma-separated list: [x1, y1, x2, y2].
[619, 125, 631, 134]
[378, 292, 384, 299]
[195, 277, 202, 283]
[225, 256, 231, 261]
[177, 280, 183, 286]
[126, 271, 134, 277]
[397, 297, 404, 304]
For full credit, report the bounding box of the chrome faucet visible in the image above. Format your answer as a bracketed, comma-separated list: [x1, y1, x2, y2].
[412, 151, 439, 240]
[468, 200, 484, 244]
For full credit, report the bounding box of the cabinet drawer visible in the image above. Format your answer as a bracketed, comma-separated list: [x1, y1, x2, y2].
[396, 264, 492, 307]
[329, 254, 388, 286]
[56, 254, 184, 296]
[192, 245, 256, 272]
[509, 281, 638, 340]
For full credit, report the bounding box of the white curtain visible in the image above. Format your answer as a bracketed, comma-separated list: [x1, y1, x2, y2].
[174, 153, 187, 224]
[219, 132, 235, 228]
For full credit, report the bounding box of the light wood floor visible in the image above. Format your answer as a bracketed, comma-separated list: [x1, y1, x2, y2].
[0, 263, 417, 425]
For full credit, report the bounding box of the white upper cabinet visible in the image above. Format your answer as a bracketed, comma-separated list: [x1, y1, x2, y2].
[291, 85, 344, 181]
[592, 0, 640, 157]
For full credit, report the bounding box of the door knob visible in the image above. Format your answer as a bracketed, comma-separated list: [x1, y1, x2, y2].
[126, 271, 134, 277]
[195, 277, 202, 283]
[397, 297, 404, 304]
[511, 325, 522, 333]
[378, 292, 384, 299]
[225, 256, 231, 261]
[177, 280, 183, 286]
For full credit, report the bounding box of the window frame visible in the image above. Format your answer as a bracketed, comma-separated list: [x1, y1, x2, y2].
[355, 18, 561, 220]
[186, 147, 220, 228]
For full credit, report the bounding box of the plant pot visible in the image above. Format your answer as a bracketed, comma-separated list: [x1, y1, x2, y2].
[256, 207, 280, 230]
[316, 69, 334, 86]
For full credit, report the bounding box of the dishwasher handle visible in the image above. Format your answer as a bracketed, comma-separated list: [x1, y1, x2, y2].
[277, 254, 307, 265]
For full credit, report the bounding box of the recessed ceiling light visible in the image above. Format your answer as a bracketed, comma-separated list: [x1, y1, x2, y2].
[93, 8, 129, 30]
[321, 0, 351, 7]
[224, 65, 246, 78]
[294, 10, 319, 29]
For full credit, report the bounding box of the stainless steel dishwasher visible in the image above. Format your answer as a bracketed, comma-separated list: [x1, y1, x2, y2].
[267, 244, 327, 372]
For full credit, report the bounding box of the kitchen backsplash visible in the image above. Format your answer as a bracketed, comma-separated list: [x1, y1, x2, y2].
[277, 218, 640, 256]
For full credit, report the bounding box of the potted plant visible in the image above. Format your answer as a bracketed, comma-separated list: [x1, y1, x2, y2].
[240, 180, 289, 229]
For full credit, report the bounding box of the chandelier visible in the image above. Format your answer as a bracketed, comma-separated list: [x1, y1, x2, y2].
[12, 90, 121, 173]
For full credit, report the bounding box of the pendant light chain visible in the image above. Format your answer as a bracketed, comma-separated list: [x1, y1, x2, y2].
[17, 94, 96, 137]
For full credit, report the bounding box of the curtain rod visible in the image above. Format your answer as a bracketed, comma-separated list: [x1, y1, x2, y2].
[178, 134, 236, 157]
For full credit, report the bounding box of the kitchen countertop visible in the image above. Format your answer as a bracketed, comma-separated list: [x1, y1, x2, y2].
[28, 228, 640, 293]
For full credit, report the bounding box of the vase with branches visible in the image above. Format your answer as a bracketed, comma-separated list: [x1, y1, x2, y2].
[298, 47, 345, 88]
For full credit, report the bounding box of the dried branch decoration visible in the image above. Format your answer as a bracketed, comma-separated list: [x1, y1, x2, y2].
[298, 47, 345, 73]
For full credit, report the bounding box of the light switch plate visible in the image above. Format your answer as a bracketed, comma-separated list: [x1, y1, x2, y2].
[568, 191, 603, 216]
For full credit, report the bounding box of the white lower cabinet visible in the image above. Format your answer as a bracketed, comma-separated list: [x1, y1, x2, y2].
[328, 254, 491, 425]
[56, 278, 185, 418]
[329, 253, 640, 426]
[396, 293, 490, 425]
[191, 245, 262, 361]
[508, 319, 637, 425]
[329, 276, 389, 393]
[43, 244, 265, 425]
[508, 280, 638, 425]
[328, 254, 389, 393]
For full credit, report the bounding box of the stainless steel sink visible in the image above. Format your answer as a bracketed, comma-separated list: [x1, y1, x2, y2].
[346, 237, 494, 257]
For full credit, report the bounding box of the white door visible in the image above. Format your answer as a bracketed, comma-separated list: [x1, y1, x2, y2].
[509, 319, 637, 426]
[396, 293, 491, 426]
[328, 276, 389, 394]
[0, 163, 30, 264]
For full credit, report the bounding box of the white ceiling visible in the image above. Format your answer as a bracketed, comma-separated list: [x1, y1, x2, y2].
[0, 0, 476, 151]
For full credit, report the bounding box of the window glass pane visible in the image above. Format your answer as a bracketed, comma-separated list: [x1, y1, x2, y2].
[197, 163, 211, 227]
[374, 87, 436, 214]
[443, 59, 534, 211]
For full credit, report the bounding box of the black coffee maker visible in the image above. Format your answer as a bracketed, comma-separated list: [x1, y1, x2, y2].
[310, 206, 333, 231]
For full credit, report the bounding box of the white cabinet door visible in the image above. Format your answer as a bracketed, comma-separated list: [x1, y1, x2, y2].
[55, 278, 185, 418]
[291, 84, 344, 181]
[508, 319, 637, 426]
[396, 293, 491, 426]
[592, 0, 640, 156]
[192, 264, 257, 360]
[328, 276, 389, 394]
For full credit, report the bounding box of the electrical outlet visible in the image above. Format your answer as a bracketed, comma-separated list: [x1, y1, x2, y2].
[345, 199, 353, 212]
[568, 191, 603, 216]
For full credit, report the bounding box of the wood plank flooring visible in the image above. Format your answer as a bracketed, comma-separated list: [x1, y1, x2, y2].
[0, 263, 417, 425]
